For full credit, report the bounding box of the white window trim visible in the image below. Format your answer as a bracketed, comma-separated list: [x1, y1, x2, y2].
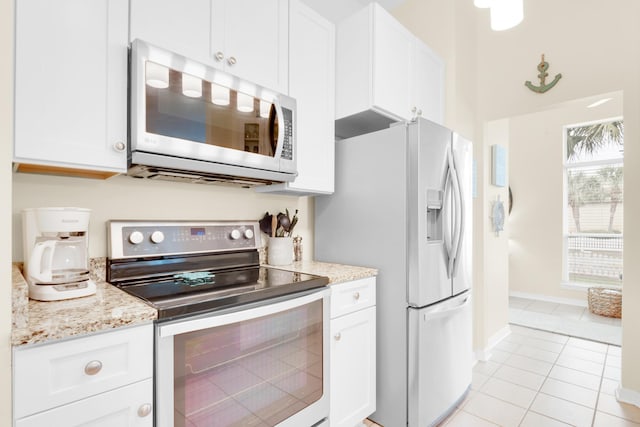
[561, 117, 624, 287]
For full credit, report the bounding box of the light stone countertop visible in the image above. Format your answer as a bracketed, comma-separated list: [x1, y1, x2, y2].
[12, 260, 157, 347]
[264, 260, 378, 285]
[12, 259, 376, 348]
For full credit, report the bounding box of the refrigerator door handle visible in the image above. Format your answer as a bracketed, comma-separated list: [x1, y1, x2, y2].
[447, 149, 462, 278]
[443, 164, 453, 279]
[451, 152, 466, 279]
[422, 295, 471, 321]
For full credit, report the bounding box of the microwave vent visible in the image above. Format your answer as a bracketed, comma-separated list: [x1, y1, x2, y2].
[128, 165, 277, 188]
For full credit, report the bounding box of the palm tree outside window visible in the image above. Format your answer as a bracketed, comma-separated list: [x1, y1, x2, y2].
[563, 119, 623, 287]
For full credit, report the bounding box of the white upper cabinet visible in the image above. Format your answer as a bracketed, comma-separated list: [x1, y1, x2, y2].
[131, 0, 289, 94]
[13, 0, 129, 176]
[411, 39, 445, 126]
[211, 0, 289, 94]
[335, 2, 445, 138]
[129, 0, 212, 66]
[370, 6, 413, 122]
[257, 0, 335, 195]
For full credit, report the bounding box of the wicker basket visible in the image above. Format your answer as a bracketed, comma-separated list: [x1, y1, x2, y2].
[588, 287, 622, 318]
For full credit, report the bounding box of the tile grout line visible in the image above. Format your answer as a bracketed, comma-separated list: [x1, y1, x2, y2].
[590, 344, 610, 427]
[515, 331, 572, 427]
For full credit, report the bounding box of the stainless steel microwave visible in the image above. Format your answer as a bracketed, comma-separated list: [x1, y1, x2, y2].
[128, 40, 297, 186]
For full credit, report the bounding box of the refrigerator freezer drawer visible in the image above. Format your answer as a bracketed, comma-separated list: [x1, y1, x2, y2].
[407, 292, 472, 427]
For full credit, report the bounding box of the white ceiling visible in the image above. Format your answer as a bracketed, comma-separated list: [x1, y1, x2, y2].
[300, 0, 407, 23]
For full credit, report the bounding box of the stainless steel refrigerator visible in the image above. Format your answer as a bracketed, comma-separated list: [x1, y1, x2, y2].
[315, 118, 473, 427]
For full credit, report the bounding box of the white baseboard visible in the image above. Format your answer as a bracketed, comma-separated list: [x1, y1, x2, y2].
[475, 324, 511, 362]
[616, 386, 640, 408]
[509, 290, 587, 308]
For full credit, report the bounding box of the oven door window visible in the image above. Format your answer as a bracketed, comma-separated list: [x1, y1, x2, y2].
[145, 61, 279, 158]
[172, 300, 323, 426]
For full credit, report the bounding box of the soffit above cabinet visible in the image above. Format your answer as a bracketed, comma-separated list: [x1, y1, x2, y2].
[301, 0, 406, 23]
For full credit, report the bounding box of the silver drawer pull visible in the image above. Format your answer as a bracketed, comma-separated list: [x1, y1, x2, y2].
[84, 360, 102, 376]
[353, 292, 360, 300]
[334, 332, 341, 341]
[138, 403, 152, 418]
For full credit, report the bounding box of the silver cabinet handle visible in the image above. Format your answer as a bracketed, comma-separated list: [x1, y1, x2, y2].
[84, 360, 102, 376]
[334, 332, 341, 341]
[113, 141, 126, 152]
[354, 291, 360, 300]
[137, 403, 152, 418]
[214, 51, 224, 61]
[227, 56, 237, 66]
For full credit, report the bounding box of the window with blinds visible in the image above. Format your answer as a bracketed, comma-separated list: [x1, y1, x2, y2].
[564, 120, 623, 287]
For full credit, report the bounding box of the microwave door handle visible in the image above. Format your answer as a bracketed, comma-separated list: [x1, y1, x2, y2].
[271, 97, 285, 158]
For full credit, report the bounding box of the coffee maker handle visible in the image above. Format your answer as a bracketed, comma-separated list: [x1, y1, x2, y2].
[28, 240, 56, 283]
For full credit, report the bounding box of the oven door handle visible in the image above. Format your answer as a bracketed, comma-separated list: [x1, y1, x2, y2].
[158, 287, 330, 337]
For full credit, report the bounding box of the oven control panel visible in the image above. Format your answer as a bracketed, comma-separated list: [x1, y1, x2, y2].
[108, 221, 261, 259]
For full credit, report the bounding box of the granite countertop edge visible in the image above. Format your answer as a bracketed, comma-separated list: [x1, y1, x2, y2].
[12, 259, 377, 348]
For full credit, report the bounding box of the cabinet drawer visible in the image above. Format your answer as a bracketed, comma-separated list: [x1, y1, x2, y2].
[16, 378, 153, 427]
[330, 277, 376, 318]
[14, 324, 153, 419]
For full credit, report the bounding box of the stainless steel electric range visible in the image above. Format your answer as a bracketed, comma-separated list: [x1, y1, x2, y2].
[107, 220, 330, 427]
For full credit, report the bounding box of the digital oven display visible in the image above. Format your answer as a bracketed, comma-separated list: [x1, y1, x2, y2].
[190, 227, 206, 236]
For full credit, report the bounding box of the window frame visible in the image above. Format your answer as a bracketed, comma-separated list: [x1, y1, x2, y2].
[561, 116, 624, 289]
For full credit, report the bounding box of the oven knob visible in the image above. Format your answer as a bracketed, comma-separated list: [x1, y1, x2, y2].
[151, 231, 165, 244]
[129, 231, 144, 245]
[244, 229, 254, 239]
[230, 229, 241, 240]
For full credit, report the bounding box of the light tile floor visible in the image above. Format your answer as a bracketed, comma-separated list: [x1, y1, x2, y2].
[436, 325, 638, 427]
[364, 299, 630, 427]
[509, 296, 622, 346]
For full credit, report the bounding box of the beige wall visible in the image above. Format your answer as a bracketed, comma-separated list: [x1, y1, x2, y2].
[475, 0, 640, 397]
[12, 174, 315, 262]
[509, 92, 623, 301]
[1, 0, 13, 424]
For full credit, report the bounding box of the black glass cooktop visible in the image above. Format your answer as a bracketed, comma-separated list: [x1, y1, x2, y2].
[115, 266, 329, 320]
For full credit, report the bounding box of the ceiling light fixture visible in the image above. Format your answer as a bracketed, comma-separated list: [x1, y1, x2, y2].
[211, 83, 230, 106]
[489, 0, 523, 31]
[474, 0, 493, 8]
[259, 100, 271, 118]
[587, 98, 612, 108]
[182, 74, 202, 98]
[237, 93, 254, 113]
[145, 61, 169, 89]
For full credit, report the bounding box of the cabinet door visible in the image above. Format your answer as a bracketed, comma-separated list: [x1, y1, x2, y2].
[14, 0, 128, 174]
[16, 379, 153, 427]
[371, 4, 412, 121]
[211, 0, 289, 93]
[14, 324, 153, 419]
[257, 0, 334, 195]
[130, 0, 211, 66]
[412, 40, 445, 125]
[330, 306, 376, 427]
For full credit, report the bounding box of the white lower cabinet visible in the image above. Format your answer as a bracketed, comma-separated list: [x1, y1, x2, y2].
[13, 324, 153, 427]
[15, 379, 153, 427]
[330, 277, 376, 427]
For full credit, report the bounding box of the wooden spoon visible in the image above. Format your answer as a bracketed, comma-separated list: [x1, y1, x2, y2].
[271, 214, 277, 237]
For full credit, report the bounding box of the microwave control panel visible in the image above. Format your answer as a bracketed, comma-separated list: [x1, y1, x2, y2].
[281, 107, 293, 160]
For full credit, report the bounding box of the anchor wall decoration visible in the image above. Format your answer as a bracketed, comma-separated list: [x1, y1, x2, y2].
[525, 54, 562, 94]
